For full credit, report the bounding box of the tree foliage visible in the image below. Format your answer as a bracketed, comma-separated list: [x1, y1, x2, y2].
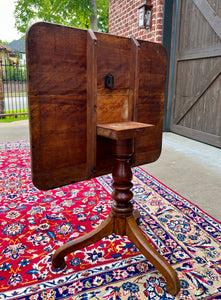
[14, 0, 109, 34]
[0, 39, 10, 45]
[2, 64, 27, 82]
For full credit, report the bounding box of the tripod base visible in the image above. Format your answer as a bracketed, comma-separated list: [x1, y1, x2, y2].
[52, 209, 180, 296]
[52, 123, 180, 296]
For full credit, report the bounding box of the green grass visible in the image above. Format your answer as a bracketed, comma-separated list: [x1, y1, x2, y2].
[0, 110, 29, 123]
[4, 92, 27, 97]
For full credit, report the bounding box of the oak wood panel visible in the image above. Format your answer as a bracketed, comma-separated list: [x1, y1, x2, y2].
[97, 95, 129, 123]
[97, 122, 154, 140]
[27, 24, 87, 95]
[27, 23, 88, 189]
[87, 29, 97, 178]
[28, 94, 87, 189]
[95, 32, 132, 175]
[96, 33, 131, 92]
[27, 22, 167, 189]
[135, 40, 167, 164]
[130, 37, 140, 121]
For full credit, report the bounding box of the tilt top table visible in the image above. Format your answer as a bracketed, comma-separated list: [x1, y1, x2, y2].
[26, 22, 180, 296]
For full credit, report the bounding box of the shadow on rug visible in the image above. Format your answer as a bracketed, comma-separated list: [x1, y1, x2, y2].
[0, 141, 221, 300]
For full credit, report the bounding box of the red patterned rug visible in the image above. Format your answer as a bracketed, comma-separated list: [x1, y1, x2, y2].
[0, 141, 221, 300]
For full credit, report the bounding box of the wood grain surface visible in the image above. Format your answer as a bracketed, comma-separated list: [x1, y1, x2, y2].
[26, 22, 167, 190]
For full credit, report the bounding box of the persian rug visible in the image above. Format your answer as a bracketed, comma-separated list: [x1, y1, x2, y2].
[0, 141, 221, 300]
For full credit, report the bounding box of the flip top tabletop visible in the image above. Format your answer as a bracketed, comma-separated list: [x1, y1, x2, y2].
[26, 22, 167, 190]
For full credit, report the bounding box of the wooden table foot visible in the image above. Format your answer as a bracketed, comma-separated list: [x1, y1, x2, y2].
[52, 211, 180, 295]
[52, 215, 114, 269]
[126, 215, 180, 296]
[133, 209, 141, 225]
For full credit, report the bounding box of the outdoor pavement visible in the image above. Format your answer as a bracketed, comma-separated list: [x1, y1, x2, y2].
[0, 119, 221, 221]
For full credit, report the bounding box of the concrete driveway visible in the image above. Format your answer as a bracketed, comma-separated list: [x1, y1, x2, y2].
[0, 119, 29, 142]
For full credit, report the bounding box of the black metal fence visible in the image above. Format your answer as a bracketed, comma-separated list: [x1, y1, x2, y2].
[0, 60, 28, 118]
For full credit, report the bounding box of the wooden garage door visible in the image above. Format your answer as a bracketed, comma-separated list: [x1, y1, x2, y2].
[169, 0, 221, 147]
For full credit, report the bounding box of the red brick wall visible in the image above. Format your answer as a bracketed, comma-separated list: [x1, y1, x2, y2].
[109, 0, 164, 43]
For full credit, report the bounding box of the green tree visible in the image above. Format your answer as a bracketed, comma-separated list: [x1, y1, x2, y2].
[14, 0, 109, 33]
[0, 39, 10, 45]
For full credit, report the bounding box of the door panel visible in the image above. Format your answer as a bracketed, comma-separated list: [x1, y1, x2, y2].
[169, 0, 221, 147]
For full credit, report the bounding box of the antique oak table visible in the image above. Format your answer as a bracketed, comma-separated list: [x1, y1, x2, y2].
[26, 22, 180, 295]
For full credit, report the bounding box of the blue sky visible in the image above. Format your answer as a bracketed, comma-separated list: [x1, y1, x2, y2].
[0, 0, 22, 42]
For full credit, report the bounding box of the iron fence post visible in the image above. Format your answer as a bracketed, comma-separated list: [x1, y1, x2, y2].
[0, 62, 4, 116]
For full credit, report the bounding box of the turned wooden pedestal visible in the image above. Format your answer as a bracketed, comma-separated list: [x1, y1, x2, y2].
[52, 122, 180, 296]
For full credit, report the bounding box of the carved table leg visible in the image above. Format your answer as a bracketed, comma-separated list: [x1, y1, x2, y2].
[52, 214, 114, 268]
[126, 215, 180, 295]
[111, 138, 180, 296]
[111, 139, 134, 219]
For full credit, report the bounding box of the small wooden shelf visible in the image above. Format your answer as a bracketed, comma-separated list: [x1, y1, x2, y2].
[97, 121, 154, 140]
